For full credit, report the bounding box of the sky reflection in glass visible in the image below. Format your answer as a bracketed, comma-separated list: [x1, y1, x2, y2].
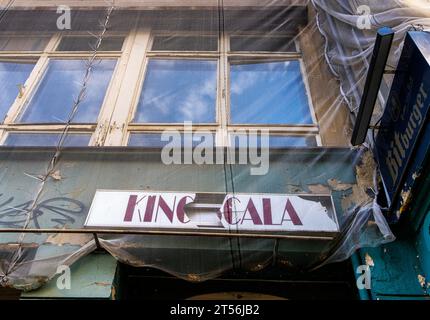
[19, 59, 116, 123]
[0, 61, 35, 123]
[230, 60, 313, 125]
[5, 133, 91, 147]
[133, 59, 217, 123]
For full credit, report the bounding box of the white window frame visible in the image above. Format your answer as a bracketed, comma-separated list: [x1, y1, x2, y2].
[115, 29, 321, 147]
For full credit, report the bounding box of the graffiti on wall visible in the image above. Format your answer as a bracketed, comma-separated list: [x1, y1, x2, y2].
[0, 194, 86, 228]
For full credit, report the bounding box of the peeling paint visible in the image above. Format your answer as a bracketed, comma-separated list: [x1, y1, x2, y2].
[49, 170, 62, 181]
[92, 281, 111, 287]
[308, 184, 331, 194]
[45, 232, 93, 246]
[286, 185, 304, 193]
[399, 188, 413, 215]
[418, 274, 426, 288]
[327, 179, 353, 191]
[340, 150, 375, 211]
[365, 253, 375, 267]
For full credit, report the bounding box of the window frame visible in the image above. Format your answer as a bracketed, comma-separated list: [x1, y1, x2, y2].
[122, 29, 321, 147]
[0, 27, 322, 148]
[225, 32, 319, 135]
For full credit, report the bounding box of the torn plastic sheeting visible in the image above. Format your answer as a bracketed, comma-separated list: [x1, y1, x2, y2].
[311, 0, 430, 113]
[0, 241, 96, 291]
[0, 0, 404, 291]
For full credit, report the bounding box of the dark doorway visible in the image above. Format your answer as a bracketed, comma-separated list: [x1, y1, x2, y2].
[117, 260, 358, 300]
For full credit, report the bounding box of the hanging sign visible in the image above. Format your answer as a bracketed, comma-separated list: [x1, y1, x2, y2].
[375, 31, 430, 219]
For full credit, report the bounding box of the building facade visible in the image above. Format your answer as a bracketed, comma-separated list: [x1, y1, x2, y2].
[0, 0, 428, 300]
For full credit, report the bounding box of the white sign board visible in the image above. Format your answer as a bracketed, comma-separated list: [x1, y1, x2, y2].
[85, 190, 339, 234]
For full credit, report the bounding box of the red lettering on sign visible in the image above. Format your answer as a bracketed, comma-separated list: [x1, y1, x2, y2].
[282, 199, 303, 226]
[123, 195, 138, 222]
[143, 195, 156, 222]
[177, 196, 193, 224]
[222, 197, 240, 225]
[241, 198, 263, 225]
[263, 198, 273, 225]
[155, 196, 176, 223]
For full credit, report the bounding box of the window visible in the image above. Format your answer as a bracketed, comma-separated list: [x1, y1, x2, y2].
[0, 32, 121, 147]
[230, 60, 313, 125]
[126, 32, 318, 148]
[0, 60, 36, 123]
[230, 36, 297, 52]
[133, 59, 217, 124]
[0, 30, 319, 148]
[128, 132, 214, 148]
[18, 59, 116, 123]
[0, 35, 50, 51]
[151, 35, 217, 51]
[56, 36, 125, 52]
[4, 133, 91, 147]
[230, 134, 317, 148]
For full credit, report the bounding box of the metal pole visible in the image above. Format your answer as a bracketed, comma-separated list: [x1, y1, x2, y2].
[0, 228, 336, 241]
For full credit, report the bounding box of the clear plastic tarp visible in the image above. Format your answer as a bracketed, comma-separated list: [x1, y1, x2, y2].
[2, 0, 428, 291]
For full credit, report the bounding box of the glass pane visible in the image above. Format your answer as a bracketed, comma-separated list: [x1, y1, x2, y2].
[230, 134, 317, 148]
[128, 132, 215, 148]
[230, 36, 297, 52]
[0, 60, 35, 123]
[151, 36, 217, 51]
[19, 59, 116, 123]
[57, 36, 124, 51]
[230, 60, 313, 125]
[4, 133, 91, 147]
[268, 135, 317, 147]
[133, 59, 217, 123]
[0, 36, 50, 51]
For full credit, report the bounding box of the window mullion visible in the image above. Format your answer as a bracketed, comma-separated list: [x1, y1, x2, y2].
[45, 33, 61, 52]
[102, 28, 152, 146]
[217, 33, 229, 147]
[0, 129, 5, 145]
[90, 31, 137, 146]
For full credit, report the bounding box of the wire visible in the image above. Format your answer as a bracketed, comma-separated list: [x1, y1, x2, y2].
[3, 1, 116, 284]
[0, 0, 15, 24]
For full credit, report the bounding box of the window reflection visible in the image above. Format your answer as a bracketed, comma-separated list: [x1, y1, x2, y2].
[57, 36, 124, 51]
[0, 60, 35, 123]
[133, 59, 217, 123]
[4, 133, 91, 147]
[0, 36, 50, 51]
[230, 134, 317, 148]
[230, 36, 296, 52]
[230, 60, 313, 125]
[152, 36, 217, 51]
[128, 132, 215, 148]
[19, 59, 116, 123]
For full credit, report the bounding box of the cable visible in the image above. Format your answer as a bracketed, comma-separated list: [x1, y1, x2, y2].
[3, 1, 116, 285]
[0, 0, 15, 24]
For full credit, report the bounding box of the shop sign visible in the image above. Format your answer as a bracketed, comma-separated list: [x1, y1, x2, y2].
[375, 31, 430, 213]
[85, 190, 338, 233]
